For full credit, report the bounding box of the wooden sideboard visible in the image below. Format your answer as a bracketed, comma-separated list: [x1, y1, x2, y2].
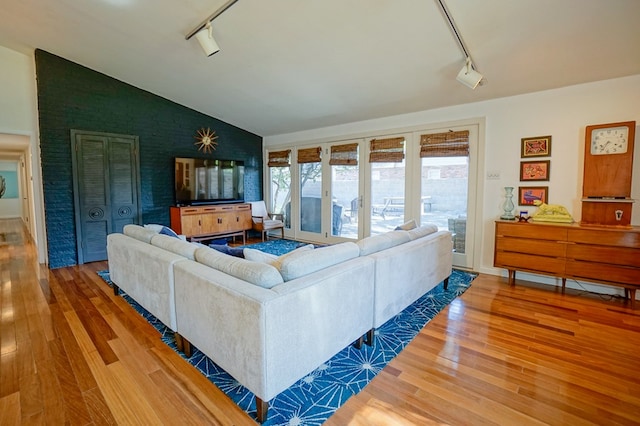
[170, 203, 252, 243]
[494, 220, 640, 308]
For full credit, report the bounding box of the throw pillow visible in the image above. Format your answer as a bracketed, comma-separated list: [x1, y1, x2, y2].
[210, 244, 245, 258]
[159, 226, 180, 239]
[143, 224, 165, 233]
[395, 219, 417, 231]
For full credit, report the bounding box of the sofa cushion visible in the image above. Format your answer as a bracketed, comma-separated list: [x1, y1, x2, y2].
[407, 224, 439, 240]
[356, 230, 411, 256]
[150, 234, 198, 260]
[243, 248, 278, 263]
[195, 246, 284, 289]
[277, 242, 359, 281]
[123, 224, 157, 244]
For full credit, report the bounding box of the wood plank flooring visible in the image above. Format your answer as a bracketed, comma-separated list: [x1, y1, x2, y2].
[1, 218, 639, 425]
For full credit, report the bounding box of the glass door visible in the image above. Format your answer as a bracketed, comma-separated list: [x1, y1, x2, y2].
[329, 141, 361, 240]
[297, 146, 323, 240]
[417, 126, 478, 269]
[267, 149, 292, 232]
[367, 135, 408, 235]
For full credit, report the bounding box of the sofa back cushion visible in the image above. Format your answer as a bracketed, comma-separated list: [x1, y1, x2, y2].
[195, 246, 284, 289]
[277, 242, 360, 281]
[123, 224, 157, 244]
[356, 230, 411, 256]
[150, 234, 198, 260]
[407, 224, 439, 240]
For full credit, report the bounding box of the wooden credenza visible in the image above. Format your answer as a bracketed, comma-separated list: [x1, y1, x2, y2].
[494, 220, 640, 308]
[170, 203, 252, 243]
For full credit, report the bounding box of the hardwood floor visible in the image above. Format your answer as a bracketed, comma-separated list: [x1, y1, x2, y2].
[1, 218, 639, 425]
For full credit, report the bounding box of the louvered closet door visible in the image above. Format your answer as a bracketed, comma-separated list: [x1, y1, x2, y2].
[71, 130, 140, 264]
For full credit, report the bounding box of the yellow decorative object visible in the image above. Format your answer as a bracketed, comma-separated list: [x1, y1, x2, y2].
[194, 128, 218, 153]
[530, 200, 573, 223]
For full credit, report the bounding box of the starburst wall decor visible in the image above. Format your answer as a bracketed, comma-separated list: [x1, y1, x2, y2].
[194, 127, 218, 153]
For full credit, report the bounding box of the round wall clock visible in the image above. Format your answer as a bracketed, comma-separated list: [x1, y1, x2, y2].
[194, 128, 218, 153]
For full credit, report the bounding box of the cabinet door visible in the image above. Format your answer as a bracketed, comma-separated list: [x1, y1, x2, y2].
[181, 213, 202, 236]
[200, 207, 219, 234]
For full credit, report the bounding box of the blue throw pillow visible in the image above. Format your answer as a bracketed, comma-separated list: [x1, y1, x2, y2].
[159, 226, 180, 239]
[209, 244, 245, 258]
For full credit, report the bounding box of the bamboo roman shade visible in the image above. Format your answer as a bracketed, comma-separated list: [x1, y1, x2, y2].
[420, 130, 469, 157]
[369, 137, 405, 163]
[297, 147, 322, 164]
[329, 143, 358, 166]
[267, 150, 291, 167]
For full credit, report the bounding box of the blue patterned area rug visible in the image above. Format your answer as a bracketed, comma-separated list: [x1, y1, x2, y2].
[98, 245, 476, 425]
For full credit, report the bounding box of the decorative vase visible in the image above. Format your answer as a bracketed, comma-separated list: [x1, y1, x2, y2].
[500, 187, 516, 220]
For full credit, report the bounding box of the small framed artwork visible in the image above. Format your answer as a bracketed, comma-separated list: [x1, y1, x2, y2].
[518, 186, 548, 206]
[521, 135, 552, 158]
[520, 160, 550, 181]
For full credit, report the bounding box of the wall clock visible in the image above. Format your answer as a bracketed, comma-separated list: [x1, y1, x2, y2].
[581, 120, 636, 226]
[194, 127, 218, 153]
[590, 125, 629, 155]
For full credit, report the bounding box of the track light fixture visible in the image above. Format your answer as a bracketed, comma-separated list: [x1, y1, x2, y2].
[194, 22, 219, 56]
[186, 0, 239, 56]
[456, 57, 483, 89]
[436, 0, 484, 89]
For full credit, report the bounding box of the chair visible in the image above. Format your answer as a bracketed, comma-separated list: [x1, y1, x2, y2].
[249, 201, 284, 241]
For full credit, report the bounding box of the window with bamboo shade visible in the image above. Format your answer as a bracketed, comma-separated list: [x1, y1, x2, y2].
[298, 147, 322, 163]
[267, 150, 291, 167]
[420, 130, 469, 158]
[329, 143, 358, 166]
[369, 137, 405, 163]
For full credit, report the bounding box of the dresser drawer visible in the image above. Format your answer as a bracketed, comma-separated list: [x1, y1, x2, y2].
[496, 222, 567, 241]
[566, 244, 640, 267]
[566, 260, 640, 286]
[568, 228, 640, 248]
[494, 252, 565, 275]
[496, 237, 566, 257]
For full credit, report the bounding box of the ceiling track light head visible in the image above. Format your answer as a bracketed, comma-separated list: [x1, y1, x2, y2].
[194, 22, 220, 56]
[456, 57, 483, 89]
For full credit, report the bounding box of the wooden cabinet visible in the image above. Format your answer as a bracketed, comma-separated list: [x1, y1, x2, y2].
[494, 221, 640, 308]
[170, 203, 252, 243]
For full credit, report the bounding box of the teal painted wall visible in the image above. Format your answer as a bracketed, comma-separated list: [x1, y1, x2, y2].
[35, 50, 263, 268]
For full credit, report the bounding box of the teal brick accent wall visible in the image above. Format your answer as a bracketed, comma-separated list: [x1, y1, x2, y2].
[35, 50, 263, 268]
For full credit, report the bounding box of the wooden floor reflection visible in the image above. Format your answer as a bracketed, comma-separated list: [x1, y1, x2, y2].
[1, 218, 639, 425]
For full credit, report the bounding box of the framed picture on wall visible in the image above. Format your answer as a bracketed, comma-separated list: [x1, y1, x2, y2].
[520, 160, 550, 181]
[521, 135, 551, 158]
[518, 186, 548, 206]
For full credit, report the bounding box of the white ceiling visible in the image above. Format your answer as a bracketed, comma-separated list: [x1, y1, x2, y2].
[1, 0, 639, 137]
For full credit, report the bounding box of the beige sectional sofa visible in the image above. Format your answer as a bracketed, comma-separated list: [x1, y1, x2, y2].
[107, 225, 375, 422]
[106, 223, 452, 422]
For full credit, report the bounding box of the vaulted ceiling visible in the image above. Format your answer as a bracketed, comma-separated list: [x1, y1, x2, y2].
[1, 0, 639, 136]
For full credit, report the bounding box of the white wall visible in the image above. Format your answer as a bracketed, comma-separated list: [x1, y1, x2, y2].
[0, 160, 21, 218]
[0, 45, 47, 263]
[265, 75, 640, 293]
